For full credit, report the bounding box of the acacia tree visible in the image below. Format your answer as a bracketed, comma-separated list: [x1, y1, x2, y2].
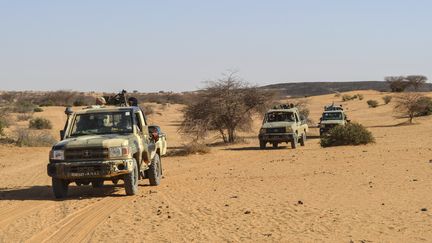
[405, 75, 428, 91]
[180, 72, 274, 143]
[394, 93, 432, 123]
[385, 76, 410, 92]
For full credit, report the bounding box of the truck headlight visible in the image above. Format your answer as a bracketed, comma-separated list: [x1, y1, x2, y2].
[51, 150, 65, 160]
[286, 127, 293, 133]
[319, 124, 325, 128]
[109, 147, 130, 158]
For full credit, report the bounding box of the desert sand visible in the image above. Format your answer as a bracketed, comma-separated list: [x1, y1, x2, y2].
[1, 90, 432, 242]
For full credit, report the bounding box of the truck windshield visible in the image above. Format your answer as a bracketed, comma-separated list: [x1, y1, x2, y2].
[70, 111, 133, 137]
[322, 112, 343, 120]
[266, 112, 295, 122]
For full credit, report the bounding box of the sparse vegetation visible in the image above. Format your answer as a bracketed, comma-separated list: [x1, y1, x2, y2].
[367, 100, 379, 108]
[29, 117, 52, 129]
[15, 129, 56, 147]
[320, 123, 375, 147]
[382, 95, 392, 104]
[394, 93, 432, 123]
[357, 94, 364, 100]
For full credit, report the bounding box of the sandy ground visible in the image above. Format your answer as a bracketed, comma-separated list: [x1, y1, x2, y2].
[1, 90, 432, 242]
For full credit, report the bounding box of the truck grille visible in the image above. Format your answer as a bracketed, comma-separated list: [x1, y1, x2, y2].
[65, 148, 109, 161]
[266, 127, 286, 133]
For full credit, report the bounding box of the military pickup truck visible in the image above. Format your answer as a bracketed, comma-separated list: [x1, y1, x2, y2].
[258, 105, 308, 149]
[319, 104, 350, 136]
[47, 104, 163, 198]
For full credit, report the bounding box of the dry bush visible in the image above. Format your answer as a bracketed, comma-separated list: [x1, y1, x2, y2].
[33, 107, 43, 112]
[320, 123, 375, 147]
[15, 129, 57, 147]
[357, 94, 364, 100]
[140, 104, 155, 116]
[29, 117, 52, 129]
[180, 71, 274, 143]
[394, 93, 432, 123]
[367, 100, 379, 108]
[167, 142, 211, 156]
[0, 110, 12, 136]
[334, 92, 341, 97]
[382, 95, 392, 104]
[17, 113, 33, 121]
[14, 101, 36, 113]
[342, 94, 357, 102]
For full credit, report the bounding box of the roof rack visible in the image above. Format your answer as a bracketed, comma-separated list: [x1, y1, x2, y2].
[273, 104, 295, 109]
[324, 103, 343, 111]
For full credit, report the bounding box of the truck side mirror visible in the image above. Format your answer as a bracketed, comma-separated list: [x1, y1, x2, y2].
[60, 130, 65, 140]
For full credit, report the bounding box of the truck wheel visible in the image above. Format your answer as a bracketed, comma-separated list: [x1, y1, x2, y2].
[92, 180, 104, 188]
[291, 135, 298, 149]
[52, 178, 69, 199]
[124, 159, 139, 195]
[299, 133, 306, 146]
[259, 140, 266, 149]
[148, 154, 162, 186]
[272, 143, 278, 148]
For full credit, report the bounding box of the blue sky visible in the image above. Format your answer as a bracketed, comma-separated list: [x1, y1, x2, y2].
[0, 0, 431, 92]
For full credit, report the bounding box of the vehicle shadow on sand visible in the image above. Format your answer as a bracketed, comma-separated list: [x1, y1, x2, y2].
[0, 184, 128, 201]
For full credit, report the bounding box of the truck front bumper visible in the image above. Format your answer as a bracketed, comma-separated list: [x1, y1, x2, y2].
[259, 133, 295, 143]
[47, 159, 134, 180]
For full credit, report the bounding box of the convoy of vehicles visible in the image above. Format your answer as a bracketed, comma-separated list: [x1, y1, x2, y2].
[47, 92, 166, 198]
[46, 90, 349, 198]
[258, 105, 309, 149]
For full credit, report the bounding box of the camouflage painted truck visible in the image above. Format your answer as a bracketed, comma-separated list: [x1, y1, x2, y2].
[318, 104, 350, 136]
[258, 105, 308, 149]
[47, 103, 163, 198]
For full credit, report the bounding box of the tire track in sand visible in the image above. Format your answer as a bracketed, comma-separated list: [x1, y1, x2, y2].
[27, 196, 132, 243]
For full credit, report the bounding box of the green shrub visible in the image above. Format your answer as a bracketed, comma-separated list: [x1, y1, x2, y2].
[29, 117, 52, 129]
[320, 123, 375, 147]
[367, 100, 379, 108]
[15, 129, 56, 147]
[382, 95, 392, 104]
[33, 107, 43, 112]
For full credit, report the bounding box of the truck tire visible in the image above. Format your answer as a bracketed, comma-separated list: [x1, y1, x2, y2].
[291, 134, 298, 149]
[148, 154, 162, 186]
[272, 143, 278, 148]
[299, 133, 306, 146]
[259, 140, 266, 149]
[124, 158, 138, 195]
[52, 178, 69, 199]
[92, 180, 104, 188]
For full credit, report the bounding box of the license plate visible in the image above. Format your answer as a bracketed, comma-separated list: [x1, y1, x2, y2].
[70, 171, 100, 177]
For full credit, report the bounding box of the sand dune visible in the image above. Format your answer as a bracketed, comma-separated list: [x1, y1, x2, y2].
[1, 90, 432, 242]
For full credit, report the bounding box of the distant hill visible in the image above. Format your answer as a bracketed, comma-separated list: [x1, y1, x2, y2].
[262, 81, 432, 97]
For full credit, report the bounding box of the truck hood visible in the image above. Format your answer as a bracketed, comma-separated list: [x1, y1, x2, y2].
[53, 134, 132, 150]
[320, 120, 345, 125]
[261, 121, 295, 128]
